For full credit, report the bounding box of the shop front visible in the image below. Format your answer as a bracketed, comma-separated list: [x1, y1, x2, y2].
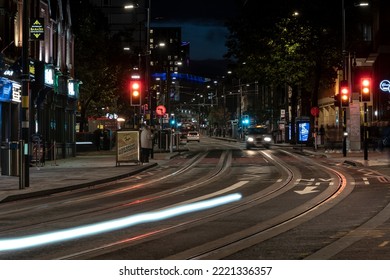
[0, 76, 22, 176]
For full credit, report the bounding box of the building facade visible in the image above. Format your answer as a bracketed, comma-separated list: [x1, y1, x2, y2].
[0, 0, 79, 173]
[317, 0, 390, 149]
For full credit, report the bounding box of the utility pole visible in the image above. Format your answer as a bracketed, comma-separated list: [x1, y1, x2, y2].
[20, 0, 30, 189]
[341, 0, 348, 157]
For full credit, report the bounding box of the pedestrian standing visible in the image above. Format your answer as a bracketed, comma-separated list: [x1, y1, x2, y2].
[140, 124, 153, 163]
[93, 129, 102, 151]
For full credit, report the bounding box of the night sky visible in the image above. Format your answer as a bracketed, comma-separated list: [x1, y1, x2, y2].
[151, 0, 238, 61]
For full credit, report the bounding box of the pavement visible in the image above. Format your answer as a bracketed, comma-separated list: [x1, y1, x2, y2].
[0, 141, 389, 203]
[0, 148, 182, 203]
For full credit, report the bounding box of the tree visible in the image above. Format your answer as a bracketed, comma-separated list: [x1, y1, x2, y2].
[72, 2, 126, 132]
[207, 106, 226, 127]
[225, 0, 341, 143]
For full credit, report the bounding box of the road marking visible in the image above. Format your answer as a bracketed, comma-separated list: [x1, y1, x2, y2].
[379, 241, 389, 248]
[299, 178, 315, 182]
[295, 178, 314, 185]
[378, 176, 389, 183]
[363, 177, 369, 185]
[319, 178, 333, 182]
[295, 186, 320, 195]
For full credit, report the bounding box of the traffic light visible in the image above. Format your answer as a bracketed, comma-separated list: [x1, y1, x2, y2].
[130, 80, 141, 106]
[242, 115, 249, 125]
[340, 80, 349, 107]
[170, 116, 176, 127]
[333, 92, 340, 107]
[361, 77, 371, 102]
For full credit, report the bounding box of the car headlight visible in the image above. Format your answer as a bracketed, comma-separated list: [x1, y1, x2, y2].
[263, 136, 272, 142]
[247, 137, 254, 142]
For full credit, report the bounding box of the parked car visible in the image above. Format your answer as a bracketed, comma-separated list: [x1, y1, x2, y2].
[187, 131, 200, 142]
[245, 125, 272, 149]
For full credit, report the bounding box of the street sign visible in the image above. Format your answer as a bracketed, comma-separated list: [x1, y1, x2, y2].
[30, 18, 44, 40]
[310, 107, 319, 117]
[156, 105, 166, 116]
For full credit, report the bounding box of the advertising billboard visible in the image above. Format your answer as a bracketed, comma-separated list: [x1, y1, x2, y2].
[116, 130, 140, 165]
[297, 121, 310, 144]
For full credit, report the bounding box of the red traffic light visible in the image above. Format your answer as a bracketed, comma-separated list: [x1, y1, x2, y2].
[339, 80, 349, 107]
[361, 78, 371, 102]
[341, 87, 349, 95]
[130, 80, 142, 106]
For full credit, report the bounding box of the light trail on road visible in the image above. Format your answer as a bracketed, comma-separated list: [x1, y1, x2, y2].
[0, 193, 242, 251]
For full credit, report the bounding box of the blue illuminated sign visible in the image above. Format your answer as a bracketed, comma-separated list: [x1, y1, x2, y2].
[297, 121, 310, 143]
[0, 77, 12, 102]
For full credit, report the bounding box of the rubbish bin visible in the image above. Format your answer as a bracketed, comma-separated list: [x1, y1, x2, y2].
[10, 142, 19, 176]
[158, 130, 171, 150]
[1, 143, 10, 176]
[0, 142, 19, 176]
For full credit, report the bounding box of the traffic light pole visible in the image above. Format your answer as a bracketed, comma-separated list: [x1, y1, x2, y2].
[343, 108, 347, 157]
[363, 102, 368, 160]
[341, 0, 348, 158]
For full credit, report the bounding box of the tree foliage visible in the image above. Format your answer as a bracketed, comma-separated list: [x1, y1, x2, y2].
[72, 2, 125, 132]
[207, 106, 226, 127]
[225, 0, 342, 141]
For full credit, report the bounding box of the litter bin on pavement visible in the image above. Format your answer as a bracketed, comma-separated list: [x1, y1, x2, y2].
[158, 130, 171, 150]
[0, 142, 19, 176]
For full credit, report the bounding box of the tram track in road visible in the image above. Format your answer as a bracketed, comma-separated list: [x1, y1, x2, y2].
[55, 150, 347, 260]
[0, 149, 234, 249]
[0, 150, 214, 220]
[1, 146, 368, 260]
[164, 150, 351, 260]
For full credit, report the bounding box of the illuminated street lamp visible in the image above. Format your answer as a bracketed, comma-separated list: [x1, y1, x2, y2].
[124, 4, 136, 9]
[124, 1, 152, 122]
[341, 0, 370, 157]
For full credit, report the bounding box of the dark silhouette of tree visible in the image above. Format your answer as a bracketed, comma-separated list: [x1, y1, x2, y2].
[225, 0, 341, 143]
[72, 1, 131, 132]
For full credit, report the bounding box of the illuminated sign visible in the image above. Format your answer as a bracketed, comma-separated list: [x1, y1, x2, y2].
[298, 122, 310, 142]
[0, 78, 12, 101]
[0, 79, 22, 103]
[3, 70, 14, 76]
[105, 113, 118, 120]
[12, 83, 21, 103]
[29, 60, 36, 81]
[68, 81, 75, 96]
[380, 80, 390, 93]
[44, 67, 54, 86]
[296, 117, 311, 144]
[30, 18, 44, 40]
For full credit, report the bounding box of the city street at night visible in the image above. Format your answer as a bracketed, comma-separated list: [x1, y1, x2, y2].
[2, 0, 390, 279]
[0, 136, 389, 260]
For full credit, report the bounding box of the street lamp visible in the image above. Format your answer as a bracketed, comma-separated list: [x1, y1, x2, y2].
[341, 0, 370, 157]
[124, 1, 152, 123]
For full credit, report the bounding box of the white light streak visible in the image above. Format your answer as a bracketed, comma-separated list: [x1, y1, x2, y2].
[0, 193, 242, 251]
